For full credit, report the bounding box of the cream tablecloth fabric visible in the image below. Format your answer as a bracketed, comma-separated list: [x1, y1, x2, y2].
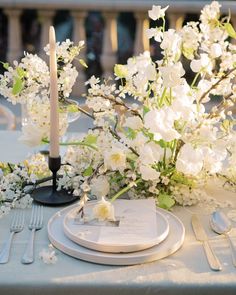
[0, 131, 236, 295]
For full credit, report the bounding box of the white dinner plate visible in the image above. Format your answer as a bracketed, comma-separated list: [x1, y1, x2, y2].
[48, 204, 185, 265]
[63, 200, 169, 253]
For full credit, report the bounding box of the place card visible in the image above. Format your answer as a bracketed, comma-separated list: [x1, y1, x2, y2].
[97, 199, 158, 245]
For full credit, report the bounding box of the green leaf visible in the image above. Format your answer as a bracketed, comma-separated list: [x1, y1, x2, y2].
[16, 67, 26, 78]
[224, 23, 236, 39]
[83, 166, 93, 177]
[171, 171, 194, 187]
[221, 119, 231, 132]
[129, 160, 135, 170]
[142, 129, 154, 141]
[0, 162, 13, 175]
[143, 106, 150, 116]
[79, 59, 88, 68]
[125, 127, 136, 140]
[83, 134, 97, 145]
[156, 139, 168, 148]
[182, 46, 195, 60]
[114, 64, 128, 78]
[67, 104, 78, 113]
[158, 193, 175, 210]
[0, 62, 9, 70]
[12, 77, 23, 95]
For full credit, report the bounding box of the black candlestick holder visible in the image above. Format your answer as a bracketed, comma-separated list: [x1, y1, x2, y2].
[31, 156, 78, 206]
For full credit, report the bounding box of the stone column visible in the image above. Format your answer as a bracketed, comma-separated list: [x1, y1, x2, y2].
[134, 12, 149, 55]
[71, 11, 87, 97]
[38, 10, 55, 60]
[101, 12, 118, 79]
[4, 9, 22, 64]
[231, 15, 236, 45]
[168, 13, 185, 31]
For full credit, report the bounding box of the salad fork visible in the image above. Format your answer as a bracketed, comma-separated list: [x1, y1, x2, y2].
[21, 204, 43, 264]
[0, 210, 24, 264]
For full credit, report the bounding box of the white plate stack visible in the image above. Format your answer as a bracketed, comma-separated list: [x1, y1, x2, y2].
[48, 199, 185, 265]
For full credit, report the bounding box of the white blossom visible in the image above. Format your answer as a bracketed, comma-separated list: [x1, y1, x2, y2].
[39, 245, 58, 264]
[139, 165, 161, 181]
[176, 143, 203, 176]
[159, 62, 185, 88]
[144, 108, 181, 142]
[92, 197, 115, 221]
[210, 43, 222, 58]
[19, 123, 45, 147]
[146, 28, 163, 42]
[148, 5, 169, 20]
[190, 54, 212, 74]
[160, 29, 182, 60]
[139, 142, 162, 165]
[91, 176, 110, 199]
[123, 116, 143, 130]
[104, 147, 127, 171]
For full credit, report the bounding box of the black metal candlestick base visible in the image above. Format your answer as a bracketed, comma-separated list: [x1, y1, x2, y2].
[32, 156, 77, 206]
[32, 186, 77, 206]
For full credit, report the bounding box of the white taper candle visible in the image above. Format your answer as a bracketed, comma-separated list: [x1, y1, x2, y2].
[49, 26, 60, 158]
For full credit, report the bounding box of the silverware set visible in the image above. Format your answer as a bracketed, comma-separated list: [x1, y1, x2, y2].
[0, 204, 43, 264]
[192, 211, 236, 271]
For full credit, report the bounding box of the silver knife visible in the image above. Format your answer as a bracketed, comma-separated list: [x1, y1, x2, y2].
[191, 215, 222, 271]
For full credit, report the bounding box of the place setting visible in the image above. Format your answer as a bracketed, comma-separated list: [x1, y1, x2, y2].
[47, 198, 185, 265]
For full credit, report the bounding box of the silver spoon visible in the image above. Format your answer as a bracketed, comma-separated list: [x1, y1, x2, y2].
[210, 211, 236, 267]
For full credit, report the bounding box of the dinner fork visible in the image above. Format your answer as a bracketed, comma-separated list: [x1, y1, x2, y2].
[0, 210, 24, 264]
[21, 204, 43, 264]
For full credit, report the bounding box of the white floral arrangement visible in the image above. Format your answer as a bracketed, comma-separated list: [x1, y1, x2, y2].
[0, 1, 236, 218]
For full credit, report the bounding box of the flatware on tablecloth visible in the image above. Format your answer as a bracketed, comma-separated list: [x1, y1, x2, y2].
[21, 204, 43, 264]
[0, 210, 24, 264]
[210, 211, 236, 267]
[191, 215, 222, 271]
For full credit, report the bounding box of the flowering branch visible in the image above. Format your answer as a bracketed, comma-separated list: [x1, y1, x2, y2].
[42, 138, 98, 151]
[198, 67, 236, 103]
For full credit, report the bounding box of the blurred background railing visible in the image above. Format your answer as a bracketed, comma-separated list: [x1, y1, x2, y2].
[0, 1, 236, 130]
[1, 0, 236, 96]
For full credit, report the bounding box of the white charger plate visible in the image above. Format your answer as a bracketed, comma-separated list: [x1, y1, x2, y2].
[48, 204, 185, 266]
[63, 200, 169, 253]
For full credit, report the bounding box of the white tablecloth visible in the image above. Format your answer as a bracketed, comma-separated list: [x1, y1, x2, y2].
[0, 131, 236, 295]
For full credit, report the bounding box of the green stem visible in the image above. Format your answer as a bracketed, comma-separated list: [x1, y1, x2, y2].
[171, 139, 177, 162]
[163, 148, 166, 169]
[191, 72, 200, 88]
[42, 139, 98, 151]
[110, 179, 142, 202]
[162, 17, 166, 32]
[169, 87, 172, 105]
[159, 87, 167, 107]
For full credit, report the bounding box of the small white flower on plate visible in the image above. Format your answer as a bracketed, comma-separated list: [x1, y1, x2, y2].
[93, 197, 115, 221]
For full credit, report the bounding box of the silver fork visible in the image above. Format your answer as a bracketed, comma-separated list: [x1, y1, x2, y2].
[21, 204, 43, 264]
[0, 210, 24, 264]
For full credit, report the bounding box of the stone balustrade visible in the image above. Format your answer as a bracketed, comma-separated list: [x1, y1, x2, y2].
[0, 0, 236, 96]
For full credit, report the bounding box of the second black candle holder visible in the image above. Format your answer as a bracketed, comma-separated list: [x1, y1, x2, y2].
[32, 156, 78, 206]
